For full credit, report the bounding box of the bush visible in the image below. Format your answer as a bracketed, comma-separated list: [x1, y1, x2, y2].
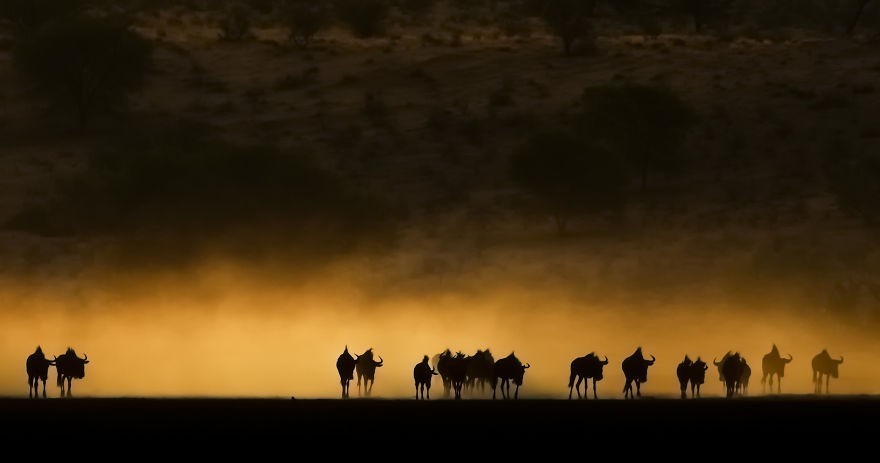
[537, 0, 596, 55]
[0, 0, 81, 37]
[577, 84, 696, 192]
[510, 127, 627, 234]
[14, 16, 152, 127]
[335, 0, 391, 38]
[218, 3, 252, 41]
[281, 0, 332, 46]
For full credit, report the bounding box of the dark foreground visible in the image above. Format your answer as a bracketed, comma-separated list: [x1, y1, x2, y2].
[2, 397, 877, 447]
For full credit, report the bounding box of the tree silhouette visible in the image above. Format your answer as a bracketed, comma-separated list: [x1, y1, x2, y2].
[335, 0, 390, 38]
[14, 16, 151, 127]
[280, 0, 332, 46]
[537, 0, 597, 55]
[577, 84, 695, 192]
[510, 128, 626, 234]
[0, 0, 81, 37]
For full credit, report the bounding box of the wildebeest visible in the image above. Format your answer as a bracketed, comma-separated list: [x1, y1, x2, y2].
[812, 349, 844, 394]
[569, 352, 608, 400]
[54, 348, 89, 397]
[448, 352, 469, 400]
[713, 351, 734, 393]
[739, 357, 751, 396]
[434, 350, 454, 397]
[689, 357, 709, 398]
[621, 347, 655, 399]
[413, 355, 439, 400]
[26, 346, 55, 399]
[492, 352, 530, 400]
[718, 352, 743, 398]
[355, 348, 383, 397]
[336, 346, 357, 398]
[465, 349, 494, 395]
[676, 356, 693, 399]
[761, 344, 792, 394]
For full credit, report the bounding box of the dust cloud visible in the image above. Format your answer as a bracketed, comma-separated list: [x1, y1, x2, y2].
[0, 258, 875, 399]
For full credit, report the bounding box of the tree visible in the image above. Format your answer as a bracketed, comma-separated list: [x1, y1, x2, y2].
[510, 128, 626, 234]
[848, 0, 874, 35]
[335, 0, 391, 38]
[218, 3, 253, 41]
[281, 0, 332, 46]
[0, 0, 81, 37]
[15, 16, 152, 127]
[577, 84, 696, 192]
[537, 0, 597, 55]
[397, 0, 439, 20]
[666, 0, 736, 33]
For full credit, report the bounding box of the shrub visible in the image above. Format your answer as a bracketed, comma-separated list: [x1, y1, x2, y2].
[281, 0, 332, 46]
[218, 3, 252, 41]
[335, 0, 391, 38]
[14, 16, 152, 127]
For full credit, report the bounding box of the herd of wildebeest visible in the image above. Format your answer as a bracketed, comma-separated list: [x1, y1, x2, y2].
[335, 345, 845, 400]
[24, 344, 845, 399]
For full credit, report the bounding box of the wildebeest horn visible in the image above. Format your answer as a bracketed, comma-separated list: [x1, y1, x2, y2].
[375, 355, 383, 365]
[785, 354, 793, 363]
[523, 363, 530, 369]
[602, 356, 609, 365]
[431, 367, 438, 375]
[648, 355, 655, 365]
[837, 356, 844, 364]
[713, 357, 721, 366]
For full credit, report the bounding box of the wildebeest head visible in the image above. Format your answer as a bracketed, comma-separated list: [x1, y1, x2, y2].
[714, 351, 733, 381]
[513, 362, 530, 386]
[593, 354, 609, 380]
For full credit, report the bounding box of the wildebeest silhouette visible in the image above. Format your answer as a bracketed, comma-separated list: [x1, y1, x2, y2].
[448, 352, 469, 400]
[569, 352, 608, 400]
[465, 349, 495, 395]
[54, 348, 89, 397]
[492, 352, 530, 400]
[812, 349, 844, 394]
[713, 351, 734, 393]
[739, 357, 751, 396]
[413, 355, 439, 400]
[689, 357, 709, 398]
[355, 348, 383, 397]
[434, 350, 454, 397]
[718, 352, 744, 398]
[336, 346, 357, 398]
[761, 344, 792, 394]
[621, 347, 655, 399]
[676, 356, 693, 399]
[26, 346, 55, 399]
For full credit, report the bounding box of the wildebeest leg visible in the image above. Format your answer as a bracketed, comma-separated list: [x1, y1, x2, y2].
[368, 378, 374, 396]
[41, 378, 47, 398]
[778, 376, 782, 394]
[514, 383, 520, 400]
[761, 372, 767, 393]
[592, 378, 598, 400]
[59, 375, 65, 397]
[825, 375, 830, 394]
[67, 377, 72, 397]
[426, 384, 431, 400]
[768, 374, 773, 394]
[636, 380, 641, 398]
